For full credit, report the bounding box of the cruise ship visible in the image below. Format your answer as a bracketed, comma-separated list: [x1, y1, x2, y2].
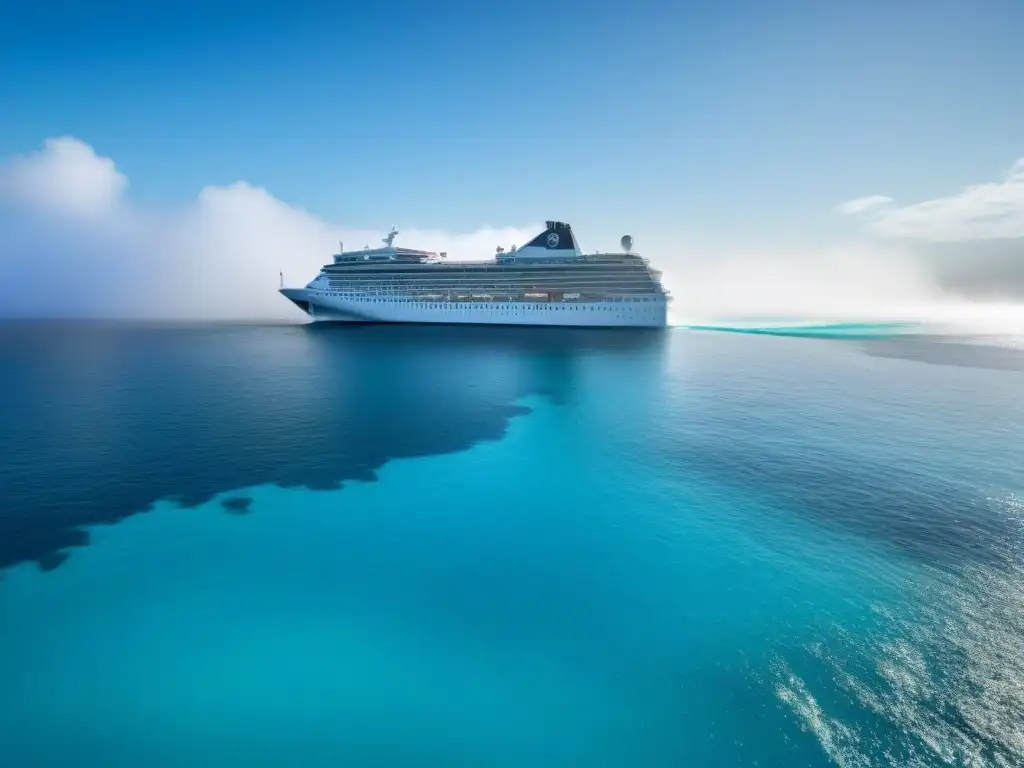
[279, 221, 669, 327]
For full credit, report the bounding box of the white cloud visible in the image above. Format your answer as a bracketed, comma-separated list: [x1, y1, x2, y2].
[839, 156, 1024, 241]
[836, 195, 893, 216]
[0, 137, 539, 320]
[0, 136, 127, 217]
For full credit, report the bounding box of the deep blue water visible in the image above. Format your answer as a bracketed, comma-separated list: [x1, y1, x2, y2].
[1, 321, 1022, 767]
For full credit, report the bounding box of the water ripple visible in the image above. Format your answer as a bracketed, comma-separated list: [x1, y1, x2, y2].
[776, 492, 1024, 767]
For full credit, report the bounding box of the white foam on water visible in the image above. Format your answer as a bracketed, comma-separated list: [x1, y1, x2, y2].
[774, 663, 872, 768]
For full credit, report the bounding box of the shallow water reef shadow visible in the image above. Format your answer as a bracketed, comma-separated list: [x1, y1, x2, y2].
[221, 496, 253, 515]
[0, 322, 666, 572]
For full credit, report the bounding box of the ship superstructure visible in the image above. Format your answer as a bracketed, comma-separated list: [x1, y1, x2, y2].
[279, 221, 669, 327]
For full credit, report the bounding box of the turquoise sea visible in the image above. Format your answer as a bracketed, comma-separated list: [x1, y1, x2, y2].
[0, 321, 1022, 767]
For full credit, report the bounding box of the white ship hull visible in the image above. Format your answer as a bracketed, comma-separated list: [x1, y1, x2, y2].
[281, 289, 667, 328]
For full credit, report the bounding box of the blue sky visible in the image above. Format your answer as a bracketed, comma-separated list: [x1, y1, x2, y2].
[3, 0, 1022, 239]
[1, 0, 1024, 321]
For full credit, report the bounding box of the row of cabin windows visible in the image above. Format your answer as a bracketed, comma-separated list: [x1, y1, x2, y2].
[323, 285, 659, 290]
[312, 293, 657, 311]
[321, 273, 657, 281]
[325, 276, 658, 282]
[317, 290, 655, 303]
[327, 275, 656, 279]
[324, 285, 659, 292]
[314, 291, 656, 304]
[326, 277, 656, 286]
[330, 269, 652, 276]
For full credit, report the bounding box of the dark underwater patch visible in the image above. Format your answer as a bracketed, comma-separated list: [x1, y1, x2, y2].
[859, 336, 1024, 372]
[36, 550, 70, 572]
[221, 496, 254, 515]
[0, 322, 665, 572]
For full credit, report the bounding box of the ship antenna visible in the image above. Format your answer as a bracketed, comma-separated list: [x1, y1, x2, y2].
[383, 225, 399, 247]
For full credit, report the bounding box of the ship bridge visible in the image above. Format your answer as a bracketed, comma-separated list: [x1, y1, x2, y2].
[330, 226, 444, 266]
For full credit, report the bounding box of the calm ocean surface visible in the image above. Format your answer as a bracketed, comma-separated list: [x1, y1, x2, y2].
[0, 321, 1022, 767]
